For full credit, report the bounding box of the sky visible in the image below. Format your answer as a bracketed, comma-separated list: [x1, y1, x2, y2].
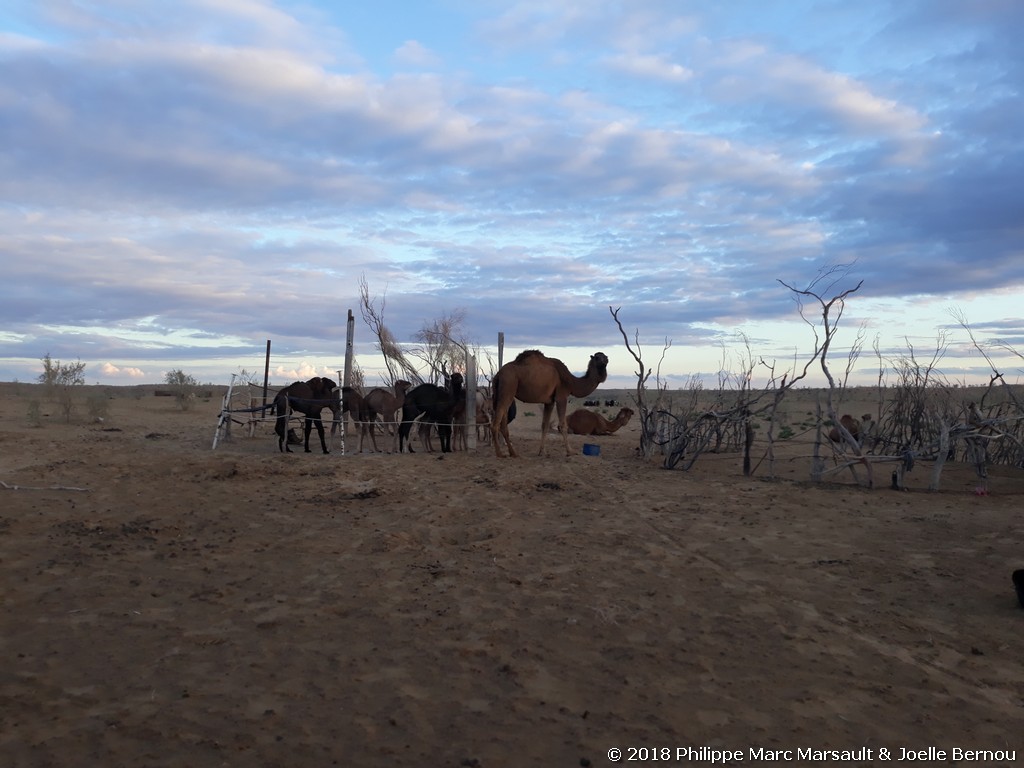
[2, 0, 1023, 390]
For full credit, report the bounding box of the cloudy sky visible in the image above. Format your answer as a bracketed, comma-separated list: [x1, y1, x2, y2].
[2, 0, 1022, 388]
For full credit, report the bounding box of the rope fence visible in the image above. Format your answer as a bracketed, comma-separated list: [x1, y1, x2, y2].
[212, 379, 477, 455]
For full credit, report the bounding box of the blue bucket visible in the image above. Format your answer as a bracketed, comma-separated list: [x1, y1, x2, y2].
[582, 443, 600, 456]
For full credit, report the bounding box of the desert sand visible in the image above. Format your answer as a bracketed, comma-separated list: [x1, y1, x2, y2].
[1, 381, 1022, 767]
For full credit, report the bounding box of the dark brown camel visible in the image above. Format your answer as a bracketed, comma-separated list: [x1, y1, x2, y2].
[273, 376, 340, 454]
[399, 373, 465, 454]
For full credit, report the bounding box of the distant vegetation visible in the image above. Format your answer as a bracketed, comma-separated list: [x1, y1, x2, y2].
[164, 369, 199, 411]
[37, 353, 86, 423]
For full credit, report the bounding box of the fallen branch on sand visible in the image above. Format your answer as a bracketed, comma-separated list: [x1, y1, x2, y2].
[1, 480, 90, 492]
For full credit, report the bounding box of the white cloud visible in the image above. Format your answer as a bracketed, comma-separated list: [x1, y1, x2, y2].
[394, 40, 441, 69]
[100, 363, 146, 378]
[0, 0, 1021, 387]
[270, 363, 343, 383]
[604, 52, 693, 83]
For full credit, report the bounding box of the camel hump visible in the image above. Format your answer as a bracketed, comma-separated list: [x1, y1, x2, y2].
[513, 349, 545, 363]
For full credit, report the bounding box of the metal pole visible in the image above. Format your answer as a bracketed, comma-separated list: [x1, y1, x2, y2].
[466, 354, 477, 450]
[262, 339, 271, 409]
[344, 310, 355, 387]
[341, 310, 356, 455]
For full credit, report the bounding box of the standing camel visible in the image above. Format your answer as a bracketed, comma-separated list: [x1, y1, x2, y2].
[330, 386, 368, 445]
[399, 373, 464, 454]
[272, 376, 340, 454]
[491, 350, 608, 458]
[361, 380, 411, 453]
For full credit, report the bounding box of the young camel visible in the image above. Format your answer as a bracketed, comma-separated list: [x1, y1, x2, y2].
[567, 407, 634, 436]
[455, 387, 495, 450]
[476, 387, 495, 444]
[491, 350, 609, 458]
[329, 386, 368, 446]
[361, 380, 411, 453]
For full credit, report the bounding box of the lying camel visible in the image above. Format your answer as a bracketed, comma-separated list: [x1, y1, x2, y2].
[828, 414, 861, 446]
[566, 407, 634, 436]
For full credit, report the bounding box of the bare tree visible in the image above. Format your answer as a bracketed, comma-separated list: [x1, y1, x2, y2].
[409, 309, 470, 384]
[609, 306, 671, 458]
[358, 275, 420, 386]
[777, 263, 868, 484]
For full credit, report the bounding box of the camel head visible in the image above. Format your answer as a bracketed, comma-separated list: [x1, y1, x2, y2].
[589, 352, 609, 382]
[318, 377, 341, 407]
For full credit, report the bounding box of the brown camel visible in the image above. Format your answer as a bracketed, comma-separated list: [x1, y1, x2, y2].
[567, 407, 634, 436]
[490, 350, 609, 457]
[361, 380, 411, 453]
[828, 414, 861, 447]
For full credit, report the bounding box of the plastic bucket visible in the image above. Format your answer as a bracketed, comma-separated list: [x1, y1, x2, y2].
[582, 443, 600, 456]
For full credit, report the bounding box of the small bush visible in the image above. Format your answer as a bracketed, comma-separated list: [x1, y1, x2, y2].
[27, 400, 42, 428]
[165, 369, 199, 411]
[778, 426, 795, 440]
[38, 353, 86, 423]
[87, 394, 111, 422]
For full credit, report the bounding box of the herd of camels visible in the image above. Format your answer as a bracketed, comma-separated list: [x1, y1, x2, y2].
[273, 349, 635, 458]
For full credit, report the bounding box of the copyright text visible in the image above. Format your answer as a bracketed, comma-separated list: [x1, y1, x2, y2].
[604, 746, 1017, 763]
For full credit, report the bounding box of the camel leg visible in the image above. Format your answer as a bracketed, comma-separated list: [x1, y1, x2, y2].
[490, 416, 502, 456]
[399, 419, 414, 453]
[360, 418, 380, 453]
[538, 402, 555, 456]
[313, 416, 329, 454]
[388, 418, 400, 453]
[418, 422, 433, 452]
[361, 424, 374, 453]
[491, 413, 516, 457]
[490, 418, 503, 457]
[502, 418, 517, 457]
[276, 415, 288, 453]
[556, 399, 571, 456]
[303, 417, 314, 453]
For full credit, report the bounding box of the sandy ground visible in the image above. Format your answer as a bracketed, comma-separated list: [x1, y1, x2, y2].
[1, 382, 1022, 768]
